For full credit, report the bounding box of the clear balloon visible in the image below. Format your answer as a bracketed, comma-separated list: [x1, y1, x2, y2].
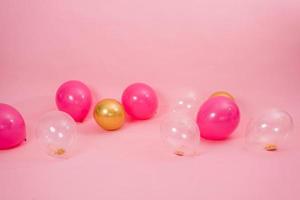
[171, 92, 199, 116]
[245, 109, 293, 151]
[160, 115, 200, 156]
[36, 111, 77, 158]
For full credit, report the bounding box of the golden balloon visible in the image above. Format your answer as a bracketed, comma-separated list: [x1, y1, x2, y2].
[93, 99, 125, 131]
[210, 91, 234, 100]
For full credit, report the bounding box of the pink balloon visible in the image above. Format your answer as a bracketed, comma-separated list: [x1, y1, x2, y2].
[196, 96, 240, 140]
[122, 83, 158, 120]
[0, 103, 26, 149]
[56, 80, 92, 122]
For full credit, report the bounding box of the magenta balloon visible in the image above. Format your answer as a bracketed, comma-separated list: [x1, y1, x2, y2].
[122, 83, 158, 120]
[56, 80, 92, 122]
[0, 103, 26, 149]
[196, 96, 240, 140]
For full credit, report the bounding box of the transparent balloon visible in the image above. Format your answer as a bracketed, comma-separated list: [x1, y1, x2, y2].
[171, 91, 199, 116]
[36, 111, 77, 158]
[245, 109, 293, 151]
[160, 115, 200, 156]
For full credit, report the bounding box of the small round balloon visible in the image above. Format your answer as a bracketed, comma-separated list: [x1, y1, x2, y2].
[36, 111, 77, 158]
[171, 92, 199, 116]
[122, 83, 158, 120]
[161, 115, 200, 156]
[56, 80, 92, 122]
[94, 99, 125, 131]
[0, 103, 26, 149]
[197, 96, 240, 140]
[245, 109, 293, 151]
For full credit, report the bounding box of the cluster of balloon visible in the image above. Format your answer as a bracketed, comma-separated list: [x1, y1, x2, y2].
[1, 80, 293, 157]
[245, 109, 293, 152]
[1, 80, 159, 157]
[160, 90, 240, 156]
[93, 82, 158, 131]
[35, 80, 92, 158]
[0, 103, 26, 150]
[160, 92, 200, 156]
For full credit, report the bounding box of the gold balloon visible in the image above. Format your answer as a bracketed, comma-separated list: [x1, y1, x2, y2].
[93, 99, 125, 131]
[210, 91, 234, 100]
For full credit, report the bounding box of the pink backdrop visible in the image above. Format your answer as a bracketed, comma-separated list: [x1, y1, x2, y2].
[1, 0, 300, 199]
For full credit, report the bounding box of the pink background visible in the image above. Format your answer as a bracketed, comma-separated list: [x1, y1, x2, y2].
[1, 0, 300, 199]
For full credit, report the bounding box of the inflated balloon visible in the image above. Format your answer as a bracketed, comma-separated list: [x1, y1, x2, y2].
[161, 114, 200, 156]
[197, 96, 240, 140]
[0, 103, 26, 149]
[245, 109, 293, 151]
[94, 99, 125, 131]
[36, 111, 77, 158]
[56, 80, 92, 122]
[210, 91, 234, 100]
[122, 83, 158, 120]
[171, 92, 199, 116]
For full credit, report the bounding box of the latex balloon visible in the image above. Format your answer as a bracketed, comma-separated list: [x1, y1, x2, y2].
[56, 80, 92, 122]
[197, 96, 240, 140]
[210, 91, 234, 100]
[122, 83, 158, 120]
[245, 109, 293, 151]
[36, 111, 77, 158]
[171, 92, 199, 116]
[0, 103, 26, 149]
[94, 99, 125, 131]
[161, 114, 200, 156]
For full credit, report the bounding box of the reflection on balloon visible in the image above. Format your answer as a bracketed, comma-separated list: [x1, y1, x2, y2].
[0, 103, 26, 149]
[161, 115, 200, 156]
[36, 111, 77, 158]
[56, 80, 92, 122]
[197, 96, 240, 140]
[245, 109, 293, 151]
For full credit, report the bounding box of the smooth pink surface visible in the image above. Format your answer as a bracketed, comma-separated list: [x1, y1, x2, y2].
[197, 96, 240, 140]
[56, 80, 92, 122]
[122, 83, 158, 120]
[0, 103, 26, 149]
[1, 1, 300, 200]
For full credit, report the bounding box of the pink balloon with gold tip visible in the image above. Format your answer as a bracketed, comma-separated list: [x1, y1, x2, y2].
[0, 103, 26, 149]
[196, 96, 240, 140]
[122, 83, 158, 120]
[56, 80, 92, 122]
